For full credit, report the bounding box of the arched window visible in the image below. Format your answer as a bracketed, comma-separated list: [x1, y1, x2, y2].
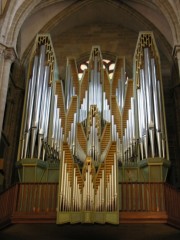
[78, 58, 115, 80]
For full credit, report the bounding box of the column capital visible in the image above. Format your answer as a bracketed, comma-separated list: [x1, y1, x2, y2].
[0, 43, 16, 63]
[4, 47, 16, 63]
[0, 43, 6, 55]
[172, 45, 180, 59]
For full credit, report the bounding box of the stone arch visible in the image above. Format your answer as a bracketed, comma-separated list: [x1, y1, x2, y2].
[0, 0, 41, 48]
[154, 0, 180, 45]
[1, 0, 179, 52]
[19, 0, 174, 66]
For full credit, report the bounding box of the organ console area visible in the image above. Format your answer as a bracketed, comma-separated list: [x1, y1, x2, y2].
[17, 32, 170, 224]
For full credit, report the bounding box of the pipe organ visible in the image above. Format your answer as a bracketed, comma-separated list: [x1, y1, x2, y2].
[135, 39, 167, 160]
[17, 32, 170, 225]
[17, 35, 64, 165]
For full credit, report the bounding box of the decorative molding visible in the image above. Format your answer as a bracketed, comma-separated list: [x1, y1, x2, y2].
[4, 47, 16, 62]
[172, 45, 180, 58]
[0, 43, 6, 55]
[0, 43, 16, 62]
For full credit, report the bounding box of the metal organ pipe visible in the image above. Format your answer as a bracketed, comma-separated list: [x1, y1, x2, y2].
[65, 63, 75, 110]
[51, 95, 58, 147]
[139, 69, 148, 159]
[30, 45, 46, 158]
[60, 151, 65, 210]
[38, 66, 50, 159]
[144, 48, 154, 128]
[93, 56, 97, 105]
[22, 79, 32, 158]
[131, 98, 135, 140]
[65, 64, 70, 110]
[39, 66, 49, 134]
[114, 153, 117, 210]
[44, 87, 51, 141]
[23, 56, 39, 159]
[20, 42, 63, 161]
[157, 81, 166, 158]
[151, 58, 162, 157]
[139, 69, 148, 135]
[144, 48, 155, 158]
[56, 118, 61, 155]
[55, 108, 60, 151]
[32, 45, 46, 128]
[25, 56, 39, 133]
[157, 81, 164, 137]
[151, 59, 161, 131]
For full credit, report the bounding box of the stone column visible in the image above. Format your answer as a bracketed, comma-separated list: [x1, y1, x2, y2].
[0, 44, 16, 140]
[172, 44, 180, 187]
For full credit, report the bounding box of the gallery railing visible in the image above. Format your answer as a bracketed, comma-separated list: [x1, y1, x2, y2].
[0, 184, 17, 227]
[119, 182, 165, 212]
[0, 183, 58, 227]
[164, 183, 180, 228]
[0, 182, 180, 227]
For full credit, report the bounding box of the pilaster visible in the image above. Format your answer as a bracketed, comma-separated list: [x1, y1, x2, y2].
[0, 44, 16, 139]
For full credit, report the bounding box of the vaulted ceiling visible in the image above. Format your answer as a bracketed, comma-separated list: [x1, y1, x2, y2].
[17, 1, 175, 85]
[1, 0, 179, 86]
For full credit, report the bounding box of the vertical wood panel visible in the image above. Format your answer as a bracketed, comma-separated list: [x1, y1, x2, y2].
[1, 183, 180, 225]
[119, 182, 167, 212]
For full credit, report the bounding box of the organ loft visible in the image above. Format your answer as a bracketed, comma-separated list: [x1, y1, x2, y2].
[14, 32, 170, 224]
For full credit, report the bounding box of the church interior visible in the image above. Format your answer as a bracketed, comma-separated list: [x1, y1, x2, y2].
[0, 0, 180, 238]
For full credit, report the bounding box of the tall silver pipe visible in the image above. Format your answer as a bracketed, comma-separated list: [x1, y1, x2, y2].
[111, 115, 114, 141]
[37, 66, 50, 159]
[44, 87, 52, 141]
[39, 71, 48, 155]
[126, 119, 130, 160]
[140, 69, 147, 134]
[128, 110, 132, 158]
[144, 48, 154, 129]
[57, 118, 62, 153]
[54, 108, 60, 151]
[149, 128, 155, 158]
[39, 66, 49, 134]
[30, 45, 46, 158]
[71, 113, 76, 155]
[23, 57, 39, 158]
[65, 64, 70, 110]
[131, 97, 135, 140]
[93, 56, 97, 105]
[70, 75, 73, 104]
[32, 45, 46, 128]
[89, 70, 93, 107]
[42, 86, 51, 160]
[121, 68, 125, 109]
[98, 72, 101, 112]
[157, 81, 164, 136]
[103, 92, 105, 121]
[157, 80, 165, 158]
[151, 59, 161, 131]
[25, 56, 39, 132]
[144, 48, 155, 158]
[85, 90, 88, 119]
[137, 89, 144, 159]
[23, 77, 32, 158]
[140, 69, 149, 158]
[151, 58, 162, 157]
[30, 128, 37, 158]
[60, 151, 65, 210]
[137, 90, 142, 138]
[51, 95, 57, 147]
[114, 125, 117, 142]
